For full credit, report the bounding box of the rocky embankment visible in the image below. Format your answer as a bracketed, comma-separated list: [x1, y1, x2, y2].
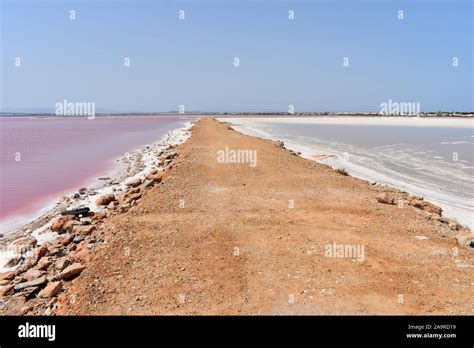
[274, 138, 474, 248]
[274, 139, 474, 248]
[0, 138, 186, 315]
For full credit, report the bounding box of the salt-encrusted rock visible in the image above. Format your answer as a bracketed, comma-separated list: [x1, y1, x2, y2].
[376, 192, 395, 205]
[23, 268, 45, 281]
[58, 263, 85, 280]
[79, 188, 87, 194]
[95, 194, 116, 206]
[14, 276, 47, 291]
[448, 219, 460, 231]
[8, 236, 37, 253]
[72, 225, 96, 235]
[38, 281, 62, 299]
[125, 178, 142, 187]
[410, 199, 442, 215]
[4, 256, 21, 268]
[396, 200, 409, 208]
[161, 151, 177, 161]
[455, 230, 474, 248]
[0, 271, 15, 281]
[55, 257, 71, 272]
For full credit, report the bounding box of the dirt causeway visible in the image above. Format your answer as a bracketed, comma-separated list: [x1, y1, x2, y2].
[61, 118, 473, 315]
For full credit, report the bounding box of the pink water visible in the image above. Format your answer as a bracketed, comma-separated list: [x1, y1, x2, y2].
[0, 116, 188, 233]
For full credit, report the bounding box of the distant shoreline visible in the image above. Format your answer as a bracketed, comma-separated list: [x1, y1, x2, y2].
[1, 112, 473, 118]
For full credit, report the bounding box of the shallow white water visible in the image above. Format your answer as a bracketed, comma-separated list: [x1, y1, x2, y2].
[221, 117, 474, 229]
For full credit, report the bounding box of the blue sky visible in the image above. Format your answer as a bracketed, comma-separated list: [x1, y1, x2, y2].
[1, 0, 472, 112]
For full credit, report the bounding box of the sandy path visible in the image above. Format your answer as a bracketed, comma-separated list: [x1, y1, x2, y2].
[63, 118, 473, 315]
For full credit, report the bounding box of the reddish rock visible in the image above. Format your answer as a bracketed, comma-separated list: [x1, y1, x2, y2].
[20, 304, 34, 315]
[38, 281, 63, 299]
[127, 187, 141, 194]
[410, 199, 442, 215]
[125, 192, 142, 204]
[55, 257, 71, 272]
[51, 215, 76, 233]
[47, 246, 62, 256]
[23, 246, 47, 269]
[119, 205, 129, 213]
[75, 240, 87, 251]
[31, 245, 48, 260]
[23, 268, 45, 281]
[63, 220, 82, 232]
[0, 284, 14, 297]
[72, 225, 96, 235]
[0, 271, 15, 281]
[58, 263, 85, 280]
[147, 173, 162, 183]
[74, 248, 92, 263]
[51, 219, 63, 232]
[36, 257, 51, 271]
[61, 234, 75, 246]
[125, 178, 142, 187]
[95, 194, 116, 206]
[376, 192, 395, 205]
[91, 211, 107, 223]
